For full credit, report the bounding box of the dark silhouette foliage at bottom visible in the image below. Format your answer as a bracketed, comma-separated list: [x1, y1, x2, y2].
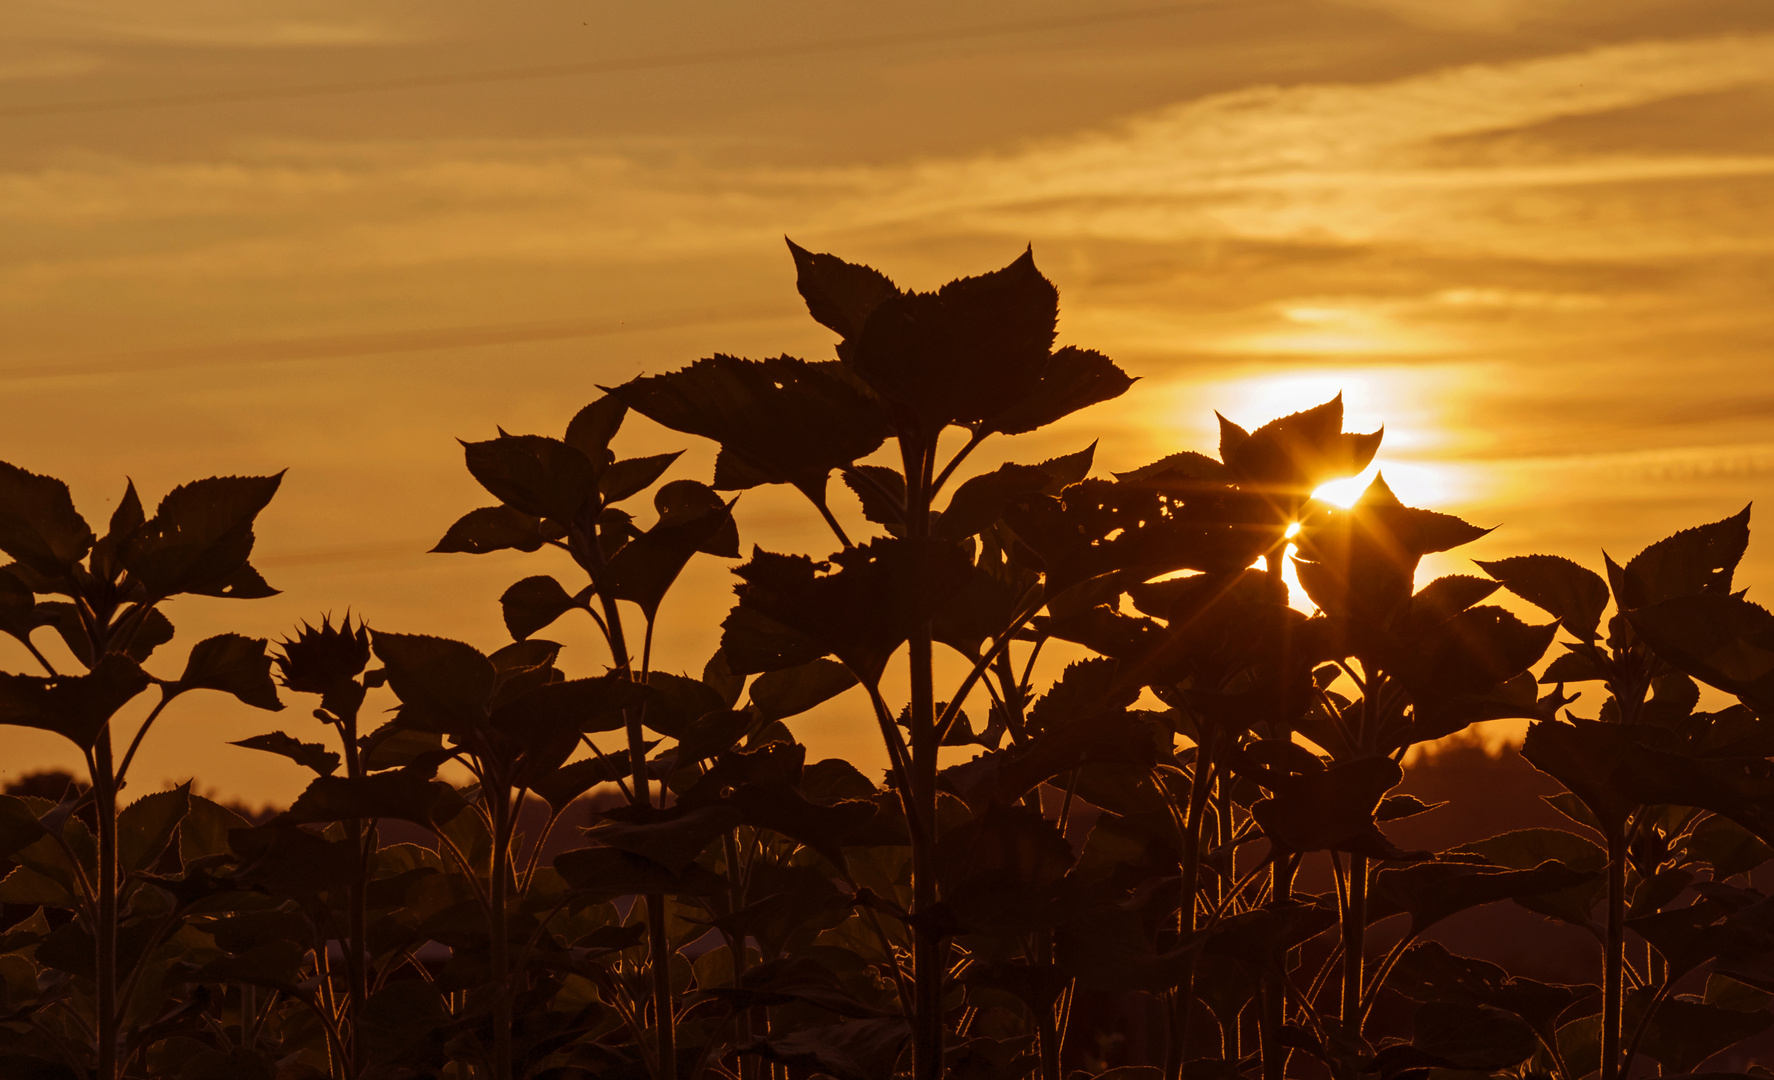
[4, 243, 1774, 1080]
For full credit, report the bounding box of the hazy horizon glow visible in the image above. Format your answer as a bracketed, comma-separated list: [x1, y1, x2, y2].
[2, 0, 1771, 803]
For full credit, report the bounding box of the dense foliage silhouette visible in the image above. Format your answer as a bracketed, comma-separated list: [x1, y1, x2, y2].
[4, 243, 1774, 1080]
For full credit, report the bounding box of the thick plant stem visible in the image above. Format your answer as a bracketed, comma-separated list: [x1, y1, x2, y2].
[1601, 821, 1628, 1080]
[342, 715, 368, 1078]
[909, 623, 945, 1080]
[490, 792, 513, 1080]
[1342, 855, 1367, 1029]
[904, 435, 945, 1080]
[92, 736, 119, 1080]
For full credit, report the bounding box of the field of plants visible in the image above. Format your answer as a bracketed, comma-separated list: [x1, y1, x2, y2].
[4, 243, 1774, 1080]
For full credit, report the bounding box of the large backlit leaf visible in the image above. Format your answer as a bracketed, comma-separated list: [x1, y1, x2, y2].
[118, 783, 190, 874]
[1615, 505, 1752, 609]
[174, 633, 283, 711]
[0, 653, 151, 751]
[121, 474, 283, 599]
[1218, 395, 1381, 492]
[499, 574, 581, 641]
[788, 239, 900, 340]
[0, 461, 94, 579]
[1626, 593, 1774, 715]
[1477, 554, 1611, 640]
[603, 481, 738, 619]
[430, 505, 559, 554]
[722, 537, 972, 682]
[371, 632, 494, 734]
[460, 433, 597, 522]
[612, 355, 890, 497]
[229, 731, 340, 777]
[850, 248, 1060, 430]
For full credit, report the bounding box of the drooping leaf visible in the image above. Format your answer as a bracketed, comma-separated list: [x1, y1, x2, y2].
[1409, 574, 1503, 629]
[371, 632, 494, 734]
[722, 537, 973, 682]
[179, 793, 250, 863]
[934, 803, 1079, 932]
[1477, 554, 1611, 640]
[985, 346, 1136, 436]
[174, 633, 282, 711]
[1616, 506, 1752, 609]
[1387, 941, 1595, 1042]
[742, 1017, 911, 1080]
[0, 795, 47, 863]
[599, 451, 682, 503]
[0, 653, 152, 751]
[430, 505, 558, 554]
[1219, 395, 1382, 492]
[1626, 593, 1774, 715]
[1368, 1002, 1538, 1075]
[842, 464, 906, 528]
[1371, 859, 1596, 936]
[0, 565, 36, 644]
[612, 355, 890, 497]
[588, 802, 743, 874]
[280, 771, 468, 830]
[747, 658, 857, 722]
[229, 731, 340, 777]
[1248, 755, 1419, 859]
[461, 433, 598, 523]
[603, 481, 739, 620]
[787, 239, 900, 340]
[1293, 474, 1490, 621]
[1520, 719, 1648, 832]
[850, 248, 1063, 430]
[117, 783, 190, 874]
[935, 464, 1052, 543]
[499, 575, 581, 641]
[121, 474, 283, 599]
[563, 395, 627, 463]
[1634, 993, 1774, 1074]
[554, 845, 726, 899]
[0, 461, 95, 578]
[489, 671, 650, 738]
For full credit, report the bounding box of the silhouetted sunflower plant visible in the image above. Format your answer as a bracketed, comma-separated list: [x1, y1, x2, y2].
[5, 243, 1774, 1080]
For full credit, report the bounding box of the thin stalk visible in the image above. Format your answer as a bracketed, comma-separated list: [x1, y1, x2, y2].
[1036, 983, 1063, 1080]
[1601, 820, 1628, 1080]
[600, 591, 676, 1080]
[490, 788, 514, 1080]
[92, 733, 119, 1080]
[1166, 745, 1215, 1080]
[22, 636, 60, 676]
[724, 831, 758, 1080]
[1342, 854, 1367, 1030]
[934, 589, 1047, 745]
[1620, 978, 1677, 1080]
[929, 429, 986, 496]
[113, 691, 173, 789]
[814, 498, 853, 548]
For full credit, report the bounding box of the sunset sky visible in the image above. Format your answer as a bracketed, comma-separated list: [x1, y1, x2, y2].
[3, 0, 1772, 804]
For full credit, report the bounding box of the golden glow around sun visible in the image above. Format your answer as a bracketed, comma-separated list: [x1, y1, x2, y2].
[1185, 367, 1476, 511]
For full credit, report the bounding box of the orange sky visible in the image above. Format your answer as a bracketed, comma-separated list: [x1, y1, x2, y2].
[3, 0, 1772, 805]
